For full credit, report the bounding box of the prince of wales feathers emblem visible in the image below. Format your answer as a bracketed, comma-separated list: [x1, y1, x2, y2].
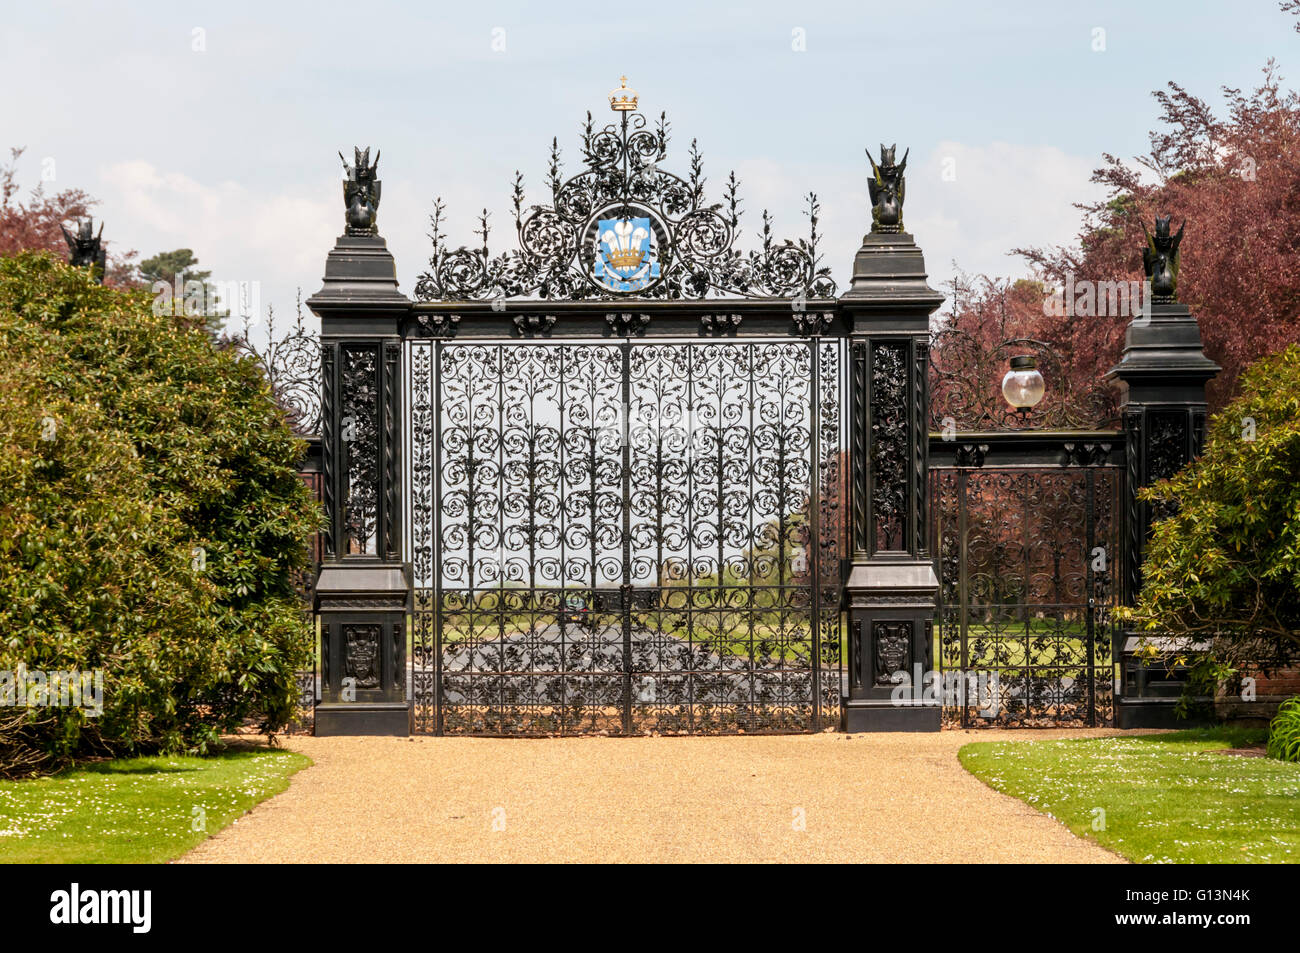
[594, 216, 659, 292]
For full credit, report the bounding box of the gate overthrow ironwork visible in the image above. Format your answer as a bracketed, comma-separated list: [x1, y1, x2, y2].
[409, 336, 846, 734]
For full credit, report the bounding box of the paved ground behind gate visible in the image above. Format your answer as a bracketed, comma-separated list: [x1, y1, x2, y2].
[181, 730, 1126, 863]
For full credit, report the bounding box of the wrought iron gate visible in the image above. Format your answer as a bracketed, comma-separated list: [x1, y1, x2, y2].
[302, 82, 1214, 738]
[409, 337, 845, 735]
[929, 436, 1122, 727]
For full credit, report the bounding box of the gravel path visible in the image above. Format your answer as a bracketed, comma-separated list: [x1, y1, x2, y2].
[180, 730, 1125, 863]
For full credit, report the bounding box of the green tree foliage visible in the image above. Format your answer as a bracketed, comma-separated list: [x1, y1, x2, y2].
[139, 247, 229, 337]
[1125, 345, 1300, 684]
[138, 248, 210, 287]
[0, 251, 319, 776]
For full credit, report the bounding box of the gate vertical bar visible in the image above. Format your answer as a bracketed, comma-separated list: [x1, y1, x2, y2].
[1086, 467, 1097, 727]
[746, 343, 758, 725]
[557, 347, 567, 730]
[494, 346, 505, 731]
[433, 340, 444, 735]
[957, 468, 969, 728]
[809, 336, 822, 730]
[620, 339, 633, 735]
[1021, 471, 1031, 724]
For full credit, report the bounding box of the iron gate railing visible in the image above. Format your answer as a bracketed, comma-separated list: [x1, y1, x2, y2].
[929, 433, 1122, 727]
[409, 337, 845, 735]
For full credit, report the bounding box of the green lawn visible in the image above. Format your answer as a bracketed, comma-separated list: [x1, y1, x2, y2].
[0, 746, 310, 863]
[959, 728, 1300, 863]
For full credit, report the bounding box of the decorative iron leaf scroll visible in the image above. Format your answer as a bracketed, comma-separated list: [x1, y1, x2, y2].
[415, 108, 836, 301]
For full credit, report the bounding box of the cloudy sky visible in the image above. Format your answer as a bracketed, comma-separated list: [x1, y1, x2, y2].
[2, 0, 1294, 334]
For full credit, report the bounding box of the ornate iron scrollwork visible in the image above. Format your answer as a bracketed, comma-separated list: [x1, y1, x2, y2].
[913, 341, 929, 556]
[412, 339, 845, 735]
[1145, 410, 1189, 483]
[1123, 407, 1142, 603]
[700, 312, 742, 333]
[1063, 441, 1112, 468]
[606, 311, 650, 333]
[513, 313, 557, 336]
[341, 346, 379, 555]
[414, 312, 461, 337]
[870, 342, 909, 551]
[793, 311, 834, 336]
[930, 464, 1119, 727]
[322, 344, 336, 558]
[953, 443, 989, 468]
[850, 341, 869, 555]
[414, 103, 836, 302]
[1145, 409, 1190, 524]
[383, 342, 400, 559]
[227, 300, 323, 437]
[930, 332, 1118, 432]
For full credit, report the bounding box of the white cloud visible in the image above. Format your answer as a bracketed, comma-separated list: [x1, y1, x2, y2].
[905, 140, 1104, 290]
[96, 160, 338, 332]
[714, 141, 1100, 300]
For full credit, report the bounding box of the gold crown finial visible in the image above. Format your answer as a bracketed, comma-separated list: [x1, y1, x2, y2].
[609, 75, 638, 112]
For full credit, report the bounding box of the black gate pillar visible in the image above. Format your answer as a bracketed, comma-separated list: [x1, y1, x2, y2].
[306, 147, 412, 736]
[1108, 218, 1219, 728]
[839, 146, 945, 731]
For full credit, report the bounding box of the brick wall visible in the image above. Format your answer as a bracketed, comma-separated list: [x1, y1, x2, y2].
[1215, 665, 1300, 722]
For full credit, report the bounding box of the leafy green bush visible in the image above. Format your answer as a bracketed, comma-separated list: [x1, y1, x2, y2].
[1125, 344, 1300, 686]
[0, 252, 319, 776]
[1267, 696, 1300, 763]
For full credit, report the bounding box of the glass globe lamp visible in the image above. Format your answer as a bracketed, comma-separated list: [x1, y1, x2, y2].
[1001, 355, 1045, 417]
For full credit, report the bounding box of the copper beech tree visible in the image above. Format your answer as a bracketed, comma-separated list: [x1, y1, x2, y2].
[930, 274, 1119, 431]
[1012, 61, 1300, 413]
[933, 10, 1299, 419]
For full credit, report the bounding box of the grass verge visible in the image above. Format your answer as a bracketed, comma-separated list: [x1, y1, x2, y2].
[959, 727, 1300, 863]
[0, 744, 310, 863]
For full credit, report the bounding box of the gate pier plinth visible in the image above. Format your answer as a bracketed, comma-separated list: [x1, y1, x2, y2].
[838, 214, 945, 731]
[315, 565, 410, 737]
[842, 561, 942, 731]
